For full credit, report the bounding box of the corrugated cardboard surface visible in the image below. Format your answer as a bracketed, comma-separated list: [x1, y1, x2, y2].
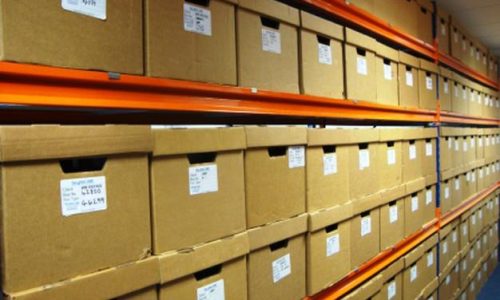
[439, 73, 453, 111]
[117, 286, 158, 300]
[0, 0, 143, 74]
[308, 203, 352, 232]
[239, 0, 299, 25]
[345, 42, 377, 102]
[402, 140, 424, 182]
[378, 141, 403, 190]
[398, 57, 419, 108]
[300, 11, 343, 40]
[145, 0, 237, 84]
[245, 126, 307, 148]
[418, 68, 437, 110]
[376, 43, 399, 106]
[348, 143, 380, 200]
[350, 208, 380, 268]
[248, 214, 307, 251]
[342, 274, 383, 300]
[345, 28, 377, 50]
[380, 197, 405, 250]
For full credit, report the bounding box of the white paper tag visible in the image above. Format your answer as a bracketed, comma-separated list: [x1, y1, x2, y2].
[462, 224, 468, 236]
[361, 215, 372, 236]
[357, 56, 368, 75]
[472, 214, 476, 225]
[442, 241, 448, 254]
[472, 172, 476, 182]
[462, 88, 467, 100]
[288, 146, 305, 169]
[471, 248, 475, 259]
[388, 281, 396, 299]
[470, 47, 474, 57]
[486, 137, 490, 146]
[478, 94, 482, 104]
[384, 63, 392, 80]
[428, 296, 434, 300]
[406, 70, 414, 86]
[410, 265, 418, 282]
[466, 172, 471, 182]
[389, 205, 398, 223]
[479, 210, 483, 219]
[197, 279, 225, 300]
[462, 260, 467, 271]
[479, 169, 483, 178]
[476, 51, 480, 61]
[60, 176, 107, 217]
[455, 179, 460, 190]
[471, 282, 475, 292]
[471, 138, 475, 148]
[452, 231, 457, 243]
[441, 24, 446, 35]
[189, 164, 218, 195]
[62, 0, 106, 20]
[272, 254, 291, 283]
[446, 275, 451, 285]
[445, 187, 450, 199]
[387, 148, 396, 165]
[479, 137, 483, 147]
[409, 144, 416, 160]
[426, 189, 432, 205]
[326, 233, 340, 257]
[448, 138, 452, 149]
[427, 252, 434, 267]
[483, 263, 487, 272]
[425, 142, 433, 156]
[426, 76, 433, 90]
[486, 167, 490, 176]
[463, 140, 468, 152]
[183, 3, 212, 36]
[444, 81, 449, 94]
[411, 196, 419, 212]
[490, 228, 493, 237]
[318, 43, 332, 65]
[359, 149, 370, 170]
[454, 85, 459, 97]
[262, 28, 281, 54]
[323, 153, 337, 175]
[455, 140, 460, 151]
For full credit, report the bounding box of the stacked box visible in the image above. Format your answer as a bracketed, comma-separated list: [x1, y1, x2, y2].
[439, 221, 460, 275]
[418, 60, 438, 110]
[415, 0, 433, 45]
[436, 6, 450, 54]
[342, 274, 383, 300]
[377, 259, 404, 300]
[380, 186, 406, 250]
[378, 128, 404, 190]
[375, 42, 399, 106]
[404, 178, 430, 236]
[398, 51, 420, 108]
[439, 263, 460, 300]
[439, 67, 453, 111]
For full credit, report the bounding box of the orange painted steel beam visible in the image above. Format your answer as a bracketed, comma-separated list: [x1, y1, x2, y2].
[439, 111, 500, 126]
[0, 61, 437, 123]
[301, 0, 436, 60]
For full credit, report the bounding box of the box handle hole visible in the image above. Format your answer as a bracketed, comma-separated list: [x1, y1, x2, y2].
[185, 0, 210, 6]
[260, 17, 280, 30]
[322, 145, 336, 154]
[268, 146, 287, 157]
[187, 152, 216, 164]
[270, 238, 289, 251]
[317, 35, 331, 46]
[356, 48, 366, 56]
[325, 223, 338, 233]
[60, 157, 106, 174]
[194, 264, 222, 281]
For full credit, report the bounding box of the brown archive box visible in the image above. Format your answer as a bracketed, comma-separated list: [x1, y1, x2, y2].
[401, 128, 424, 183]
[404, 178, 426, 236]
[378, 129, 404, 190]
[344, 28, 377, 103]
[118, 287, 157, 300]
[418, 59, 438, 110]
[436, 6, 450, 55]
[343, 274, 383, 300]
[376, 259, 404, 300]
[375, 42, 399, 106]
[245, 126, 306, 228]
[0, 0, 143, 74]
[415, 0, 434, 45]
[0, 126, 152, 293]
[379, 185, 405, 251]
[439, 221, 460, 274]
[393, 0, 418, 37]
[307, 204, 352, 295]
[398, 51, 420, 108]
[439, 262, 460, 300]
[247, 215, 307, 300]
[237, 0, 300, 93]
[299, 11, 344, 98]
[150, 127, 246, 253]
[421, 128, 437, 182]
[158, 233, 249, 300]
[145, 0, 237, 85]
[439, 67, 453, 112]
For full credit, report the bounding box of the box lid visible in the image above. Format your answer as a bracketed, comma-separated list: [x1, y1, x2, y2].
[379, 128, 406, 142]
[376, 42, 399, 62]
[405, 177, 426, 196]
[421, 277, 439, 298]
[238, 0, 299, 25]
[0, 125, 152, 162]
[343, 274, 383, 300]
[300, 11, 343, 41]
[380, 184, 406, 205]
[381, 258, 404, 282]
[425, 174, 438, 186]
[351, 193, 383, 215]
[308, 203, 353, 232]
[398, 51, 419, 68]
[158, 233, 249, 283]
[307, 128, 378, 146]
[152, 127, 245, 156]
[245, 126, 307, 148]
[247, 214, 307, 251]
[440, 127, 465, 137]
[439, 67, 453, 78]
[419, 59, 438, 73]
[345, 28, 376, 51]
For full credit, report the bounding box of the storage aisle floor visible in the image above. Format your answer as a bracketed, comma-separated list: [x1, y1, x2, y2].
[478, 258, 500, 300]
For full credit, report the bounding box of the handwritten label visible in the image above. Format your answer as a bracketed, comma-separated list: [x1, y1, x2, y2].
[288, 146, 305, 169]
[326, 234, 340, 257]
[357, 56, 368, 75]
[405, 70, 414, 86]
[183, 3, 212, 36]
[318, 43, 332, 65]
[426, 189, 433, 205]
[426, 142, 433, 156]
[323, 153, 337, 175]
[272, 254, 291, 283]
[409, 144, 417, 160]
[387, 148, 396, 165]
[60, 176, 107, 217]
[197, 279, 225, 300]
[62, 0, 106, 20]
[426, 76, 433, 90]
[359, 149, 370, 170]
[262, 28, 281, 54]
[361, 215, 372, 236]
[384, 63, 392, 80]
[189, 165, 218, 195]
[410, 265, 418, 282]
[389, 205, 398, 223]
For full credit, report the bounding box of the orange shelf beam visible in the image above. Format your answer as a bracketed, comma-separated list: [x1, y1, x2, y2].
[439, 111, 500, 126]
[438, 52, 498, 90]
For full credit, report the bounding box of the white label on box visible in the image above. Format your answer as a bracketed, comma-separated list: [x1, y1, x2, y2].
[455, 140, 460, 151]
[361, 215, 372, 236]
[471, 138, 475, 148]
[409, 144, 417, 160]
[455, 179, 460, 190]
[426, 190, 433, 205]
[471, 282, 475, 292]
[462, 88, 467, 100]
[455, 85, 459, 97]
[490, 228, 493, 237]
[183, 3, 212, 36]
[326, 233, 340, 257]
[384, 63, 392, 80]
[486, 137, 490, 146]
[472, 214, 476, 225]
[425, 142, 433, 156]
[442, 82, 449, 96]
[410, 265, 418, 282]
[479, 138, 483, 147]
[478, 272, 482, 280]
[387, 148, 396, 165]
[462, 40, 466, 50]
[359, 149, 370, 170]
[454, 32, 458, 42]
[427, 252, 434, 267]
[472, 172, 476, 182]
[463, 224, 468, 235]
[466, 172, 471, 182]
[477, 51, 481, 61]
[405, 70, 414, 86]
[486, 167, 490, 175]
[262, 28, 281, 54]
[463, 140, 468, 152]
[479, 169, 484, 178]
[448, 138, 452, 149]
[445, 187, 450, 199]
[288, 146, 305, 169]
[471, 93, 475, 102]
[479, 210, 483, 219]
[446, 275, 451, 285]
[470, 47, 474, 57]
[272, 254, 291, 283]
[452, 231, 458, 243]
[411, 196, 419, 212]
[62, 0, 106, 20]
[463, 260, 467, 271]
[323, 153, 337, 176]
[387, 281, 396, 299]
[426, 76, 433, 90]
[471, 248, 475, 259]
[443, 241, 448, 254]
[197, 279, 225, 300]
[389, 205, 398, 223]
[318, 43, 332, 65]
[483, 263, 487, 272]
[428, 297, 434, 300]
[357, 56, 368, 75]
[189, 164, 218, 195]
[479, 94, 482, 104]
[441, 24, 446, 35]
[60, 176, 107, 217]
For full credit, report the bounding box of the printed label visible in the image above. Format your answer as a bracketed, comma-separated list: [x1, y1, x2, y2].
[426, 142, 433, 156]
[455, 139, 460, 151]
[183, 3, 212, 36]
[471, 138, 475, 148]
[462, 224, 468, 235]
[326, 234, 340, 257]
[452, 231, 458, 243]
[466, 172, 471, 182]
[472, 172, 476, 182]
[262, 28, 281, 54]
[462, 88, 467, 100]
[479, 137, 483, 147]
[471, 248, 475, 259]
[409, 144, 417, 160]
[472, 214, 476, 225]
[323, 153, 337, 176]
[357, 56, 368, 75]
[389, 205, 398, 223]
[60, 176, 107, 217]
[189, 164, 218, 195]
[442, 241, 448, 254]
[448, 138, 452, 149]
[318, 43, 332, 65]
[288, 146, 305, 169]
[411, 196, 419, 212]
[427, 252, 434, 267]
[446, 275, 451, 285]
[197, 279, 225, 300]
[445, 187, 450, 199]
[62, 0, 106, 20]
[462, 260, 467, 271]
[387, 148, 396, 165]
[426, 190, 433, 205]
[359, 149, 370, 170]
[388, 281, 396, 300]
[444, 81, 449, 94]
[463, 140, 468, 152]
[272, 254, 291, 283]
[361, 215, 372, 236]
[455, 179, 460, 190]
[406, 70, 414, 86]
[426, 76, 433, 90]
[479, 210, 483, 219]
[410, 265, 418, 282]
[384, 63, 392, 80]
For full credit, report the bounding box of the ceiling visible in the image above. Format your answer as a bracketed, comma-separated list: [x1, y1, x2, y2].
[435, 0, 500, 58]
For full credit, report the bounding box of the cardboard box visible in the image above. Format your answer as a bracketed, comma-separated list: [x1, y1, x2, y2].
[0, 126, 152, 293]
[401, 128, 424, 182]
[404, 179, 426, 236]
[150, 127, 246, 253]
[450, 21, 463, 61]
[350, 205, 381, 268]
[377, 259, 404, 300]
[422, 129, 437, 181]
[415, 0, 434, 45]
[118, 287, 157, 300]
[343, 274, 383, 300]
[393, 0, 418, 37]
[439, 67, 453, 111]
[375, 42, 399, 106]
[420, 278, 439, 300]
[459, 247, 471, 289]
[459, 214, 470, 250]
[398, 51, 420, 108]
[452, 73, 469, 115]
[145, 0, 237, 84]
[418, 59, 438, 110]
[378, 129, 404, 190]
[0, 0, 143, 74]
[247, 215, 307, 300]
[307, 206, 352, 295]
[380, 185, 405, 250]
[436, 7, 450, 54]
[452, 175, 464, 208]
[344, 28, 377, 103]
[439, 263, 460, 300]
[423, 184, 437, 225]
[306, 128, 350, 212]
[237, 0, 299, 93]
[439, 128, 457, 172]
[158, 233, 249, 300]
[439, 221, 460, 274]
[245, 126, 306, 228]
[299, 11, 344, 98]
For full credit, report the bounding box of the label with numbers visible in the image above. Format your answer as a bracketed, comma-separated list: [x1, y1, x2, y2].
[410, 265, 418, 282]
[60, 176, 107, 217]
[426, 189, 433, 205]
[442, 241, 448, 254]
[387, 148, 396, 165]
[323, 153, 337, 176]
[197, 279, 225, 300]
[411, 196, 419, 212]
[288, 146, 305, 169]
[426, 76, 433, 90]
[425, 142, 433, 156]
[357, 56, 368, 75]
[262, 28, 281, 54]
[318, 43, 332, 65]
[272, 254, 291, 283]
[389, 205, 398, 223]
[388, 281, 396, 300]
[445, 187, 450, 199]
[444, 81, 449, 94]
[359, 149, 370, 170]
[452, 231, 458, 243]
[455, 179, 460, 190]
[361, 216, 372, 236]
[326, 234, 340, 257]
[409, 144, 417, 160]
[189, 165, 218, 195]
[427, 252, 434, 267]
[62, 0, 106, 20]
[384, 63, 392, 80]
[183, 3, 212, 36]
[406, 70, 414, 86]
[463, 140, 468, 152]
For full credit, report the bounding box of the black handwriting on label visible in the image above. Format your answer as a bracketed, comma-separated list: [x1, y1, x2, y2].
[81, 184, 102, 195]
[82, 0, 97, 7]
